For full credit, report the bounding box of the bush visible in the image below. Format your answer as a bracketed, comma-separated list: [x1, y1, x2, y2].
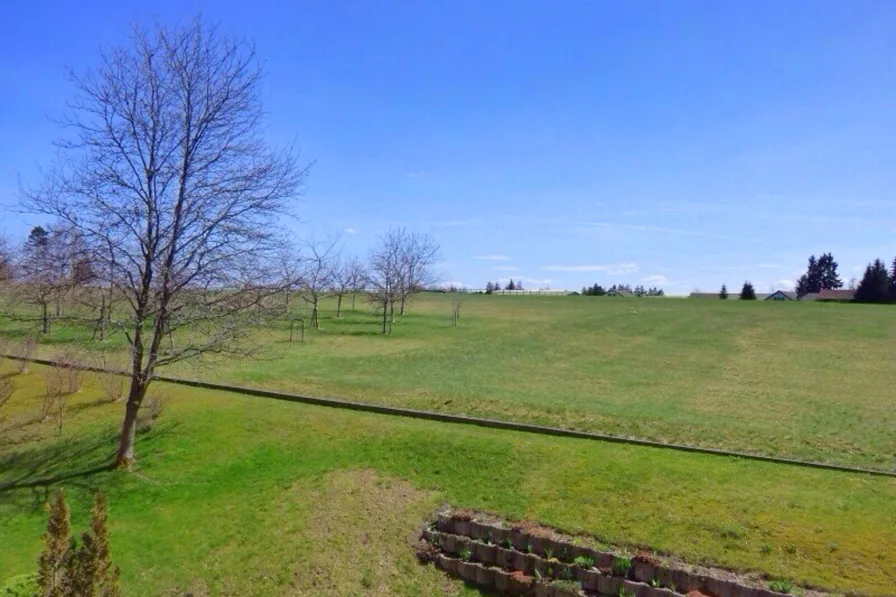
[15, 337, 37, 373]
[37, 491, 121, 597]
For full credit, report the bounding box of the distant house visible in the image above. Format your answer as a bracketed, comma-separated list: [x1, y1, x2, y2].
[765, 290, 797, 301]
[606, 289, 631, 297]
[799, 293, 821, 301]
[818, 288, 856, 302]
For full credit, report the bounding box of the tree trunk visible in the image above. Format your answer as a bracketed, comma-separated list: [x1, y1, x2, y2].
[351, 293, 356, 311]
[311, 299, 319, 329]
[115, 379, 148, 469]
[284, 289, 290, 315]
[382, 302, 388, 335]
[41, 302, 49, 334]
[336, 295, 343, 318]
[389, 300, 395, 323]
[399, 295, 406, 316]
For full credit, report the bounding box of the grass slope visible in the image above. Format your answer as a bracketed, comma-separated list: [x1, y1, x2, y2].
[9, 294, 887, 469]
[1, 362, 894, 596]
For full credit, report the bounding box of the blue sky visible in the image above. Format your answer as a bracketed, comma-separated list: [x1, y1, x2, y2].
[2, 1, 895, 293]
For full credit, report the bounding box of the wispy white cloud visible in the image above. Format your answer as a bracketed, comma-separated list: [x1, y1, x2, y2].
[491, 266, 520, 272]
[584, 221, 746, 241]
[642, 274, 668, 284]
[541, 262, 639, 275]
[774, 279, 795, 291]
[474, 255, 511, 261]
[496, 276, 554, 288]
[344, 227, 357, 235]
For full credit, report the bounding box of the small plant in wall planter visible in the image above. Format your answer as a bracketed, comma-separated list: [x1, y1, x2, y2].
[573, 555, 595, 569]
[501, 538, 513, 549]
[611, 556, 632, 578]
[769, 579, 792, 594]
[459, 548, 472, 562]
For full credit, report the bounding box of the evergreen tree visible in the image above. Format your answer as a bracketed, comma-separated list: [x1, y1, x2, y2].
[855, 259, 890, 303]
[740, 281, 756, 300]
[719, 284, 728, 299]
[516, 280, 523, 291]
[485, 281, 494, 294]
[796, 253, 843, 296]
[506, 279, 515, 291]
[38, 490, 71, 597]
[889, 256, 896, 300]
[818, 252, 843, 290]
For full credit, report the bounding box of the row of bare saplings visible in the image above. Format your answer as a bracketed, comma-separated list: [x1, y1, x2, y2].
[0, 338, 165, 436]
[422, 513, 792, 597]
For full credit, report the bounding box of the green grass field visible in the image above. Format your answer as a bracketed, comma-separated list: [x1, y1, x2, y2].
[5, 294, 894, 470]
[1, 362, 895, 596]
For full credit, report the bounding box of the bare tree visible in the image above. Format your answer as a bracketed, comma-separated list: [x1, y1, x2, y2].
[344, 256, 368, 312]
[21, 19, 307, 468]
[330, 256, 362, 318]
[396, 230, 441, 316]
[367, 228, 404, 334]
[299, 238, 338, 329]
[0, 377, 15, 420]
[14, 225, 72, 334]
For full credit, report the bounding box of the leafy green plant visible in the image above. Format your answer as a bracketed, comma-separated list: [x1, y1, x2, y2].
[617, 586, 635, 597]
[544, 547, 554, 560]
[760, 543, 773, 555]
[501, 538, 512, 549]
[525, 543, 533, 554]
[459, 548, 472, 562]
[650, 579, 659, 588]
[573, 555, 595, 568]
[769, 579, 792, 594]
[612, 556, 632, 577]
[784, 544, 797, 555]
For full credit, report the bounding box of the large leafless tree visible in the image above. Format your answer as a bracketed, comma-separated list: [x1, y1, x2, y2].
[21, 19, 307, 468]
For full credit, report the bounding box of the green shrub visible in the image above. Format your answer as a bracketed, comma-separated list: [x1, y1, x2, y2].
[612, 556, 632, 577]
[769, 579, 792, 594]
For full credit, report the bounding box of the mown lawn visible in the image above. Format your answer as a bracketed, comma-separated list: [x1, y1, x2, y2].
[4, 294, 893, 470]
[1, 362, 894, 596]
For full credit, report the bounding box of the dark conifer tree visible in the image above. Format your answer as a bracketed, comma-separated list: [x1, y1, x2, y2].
[719, 284, 728, 299]
[740, 281, 756, 300]
[855, 259, 890, 303]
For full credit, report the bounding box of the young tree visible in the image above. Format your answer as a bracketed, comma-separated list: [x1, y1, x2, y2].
[719, 283, 728, 299]
[15, 225, 74, 334]
[21, 19, 307, 468]
[855, 259, 890, 303]
[516, 280, 524, 291]
[38, 490, 71, 596]
[506, 279, 516, 291]
[396, 230, 440, 315]
[740, 281, 756, 300]
[485, 281, 495, 294]
[299, 239, 338, 329]
[329, 256, 359, 318]
[344, 256, 367, 311]
[367, 229, 403, 334]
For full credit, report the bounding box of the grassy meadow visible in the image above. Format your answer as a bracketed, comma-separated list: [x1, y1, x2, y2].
[1, 362, 895, 596]
[4, 293, 894, 470]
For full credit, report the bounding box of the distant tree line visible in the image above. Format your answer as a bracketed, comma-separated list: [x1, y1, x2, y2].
[485, 279, 524, 293]
[714, 252, 896, 304]
[580, 283, 663, 297]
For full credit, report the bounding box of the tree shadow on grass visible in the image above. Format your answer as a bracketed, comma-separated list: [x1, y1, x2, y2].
[0, 433, 116, 496]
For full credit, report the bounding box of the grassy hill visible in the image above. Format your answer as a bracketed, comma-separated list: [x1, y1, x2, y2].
[5, 293, 892, 470]
[1, 361, 894, 596]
